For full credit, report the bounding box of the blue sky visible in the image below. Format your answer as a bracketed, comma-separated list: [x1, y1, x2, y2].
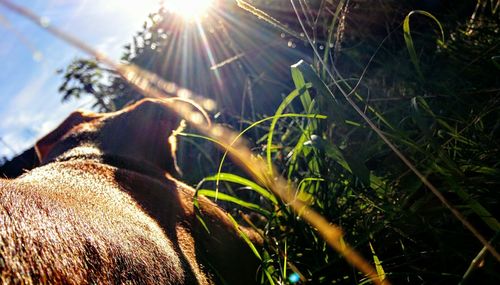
[0, 0, 159, 159]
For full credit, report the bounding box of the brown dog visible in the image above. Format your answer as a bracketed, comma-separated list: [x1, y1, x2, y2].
[0, 98, 262, 284]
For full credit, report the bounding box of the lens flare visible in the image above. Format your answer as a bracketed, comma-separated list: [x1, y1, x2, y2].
[163, 0, 214, 21]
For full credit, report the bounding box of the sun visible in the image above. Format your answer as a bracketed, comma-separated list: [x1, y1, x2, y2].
[163, 0, 215, 21]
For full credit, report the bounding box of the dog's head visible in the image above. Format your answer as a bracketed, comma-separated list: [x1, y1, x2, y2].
[35, 98, 182, 174]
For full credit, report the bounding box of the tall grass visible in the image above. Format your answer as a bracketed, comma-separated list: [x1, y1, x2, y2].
[191, 1, 500, 284]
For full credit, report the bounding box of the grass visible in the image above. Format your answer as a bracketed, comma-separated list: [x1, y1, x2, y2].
[183, 1, 500, 284]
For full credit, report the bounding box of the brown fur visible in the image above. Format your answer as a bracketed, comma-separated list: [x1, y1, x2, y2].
[0, 98, 262, 284]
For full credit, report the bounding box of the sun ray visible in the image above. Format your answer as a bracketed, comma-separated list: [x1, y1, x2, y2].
[163, 0, 215, 22]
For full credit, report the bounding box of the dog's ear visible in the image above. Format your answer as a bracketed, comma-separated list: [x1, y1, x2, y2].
[35, 111, 95, 162]
[102, 99, 184, 175]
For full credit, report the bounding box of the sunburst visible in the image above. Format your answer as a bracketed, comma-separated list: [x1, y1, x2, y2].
[163, 0, 215, 22]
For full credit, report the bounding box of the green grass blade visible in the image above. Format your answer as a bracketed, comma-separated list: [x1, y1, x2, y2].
[369, 242, 386, 283]
[202, 173, 278, 204]
[294, 59, 339, 104]
[403, 10, 445, 79]
[226, 213, 262, 260]
[266, 85, 310, 174]
[183, 114, 326, 201]
[305, 135, 371, 186]
[198, 189, 271, 216]
[216, 113, 326, 194]
[291, 61, 314, 112]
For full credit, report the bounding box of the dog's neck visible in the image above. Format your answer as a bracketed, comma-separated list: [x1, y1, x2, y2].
[48, 145, 175, 181]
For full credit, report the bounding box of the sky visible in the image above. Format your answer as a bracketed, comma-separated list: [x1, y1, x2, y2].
[0, 0, 160, 159]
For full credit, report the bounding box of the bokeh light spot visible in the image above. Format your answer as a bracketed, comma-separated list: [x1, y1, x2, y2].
[289, 272, 300, 283]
